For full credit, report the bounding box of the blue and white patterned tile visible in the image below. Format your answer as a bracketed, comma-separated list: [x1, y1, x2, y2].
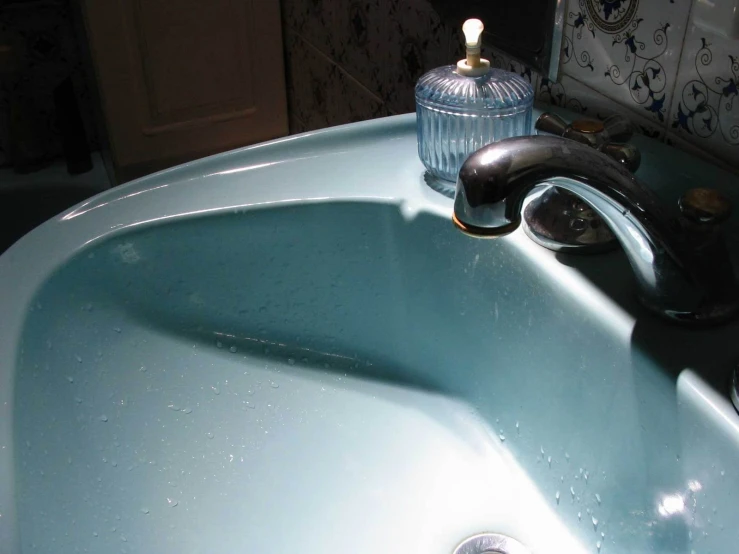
[560, 0, 691, 125]
[668, 22, 739, 169]
[536, 74, 666, 138]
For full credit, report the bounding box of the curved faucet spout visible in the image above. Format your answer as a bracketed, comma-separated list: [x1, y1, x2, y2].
[452, 135, 739, 325]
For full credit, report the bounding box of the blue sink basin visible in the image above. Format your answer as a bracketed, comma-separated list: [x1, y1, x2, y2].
[2, 113, 739, 554]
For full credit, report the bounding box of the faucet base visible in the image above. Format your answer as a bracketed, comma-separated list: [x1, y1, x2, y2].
[522, 187, 619, 254]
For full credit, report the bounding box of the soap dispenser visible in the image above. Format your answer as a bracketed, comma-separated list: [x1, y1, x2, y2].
[415, 19, 534, 186]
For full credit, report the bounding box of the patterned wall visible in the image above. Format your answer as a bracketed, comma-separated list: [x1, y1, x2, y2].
[282, 0, 739, 172]
[0, 0, 97, 168]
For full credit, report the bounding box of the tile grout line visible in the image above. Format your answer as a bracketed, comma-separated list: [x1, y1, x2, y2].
[661, 0, 697, 144]
[293, 32, 388, 107]
[562, 74, 663, 131]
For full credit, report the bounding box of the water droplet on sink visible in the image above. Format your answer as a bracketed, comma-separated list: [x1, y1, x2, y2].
[167, 498, 178, 507]
[541, 446, 545, 455]
[229, 346, 237, 353]
[167, 404, 180, 411]
[270, 381, 279, 388]
[555, 491, 560, 504]
[287, 358, 295, 365]
[93, 531, 98, 537]
[139, 366, 147, 372]
[570, 486, 575, 498]
[66, 376, 74, 383]
[548, 455, 552, 467]
[578, 512, 582, 521]
[99, 415, 108, 422]
[206, 432, 214, 439]
[211, 385, 220, 395]
[565, 452, 570, 461]
[592, 516, 598, 530]
[113, 327, 121, 333]
[596, 493, 602, 504]
[75, 355, 82, 363]
[721, 470, 725, 477]
[499, 433, 505, 442]
[182, 407, 192, 414]
[596, 540, 601, 551]
[141, 508, 149, 514]
[515, 421, 520, 433]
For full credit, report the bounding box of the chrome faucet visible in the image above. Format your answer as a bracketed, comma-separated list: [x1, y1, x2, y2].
[452, 135, 739, 325]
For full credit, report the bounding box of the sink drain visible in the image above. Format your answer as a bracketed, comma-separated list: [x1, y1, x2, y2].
[453, 533, 531, 554]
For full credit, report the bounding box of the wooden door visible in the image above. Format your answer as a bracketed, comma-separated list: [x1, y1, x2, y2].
[81, 0, 288, 182]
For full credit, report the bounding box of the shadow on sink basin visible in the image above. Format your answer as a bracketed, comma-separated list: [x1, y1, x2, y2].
[551, 235, 739, 553]
[13, 200, 739, 553]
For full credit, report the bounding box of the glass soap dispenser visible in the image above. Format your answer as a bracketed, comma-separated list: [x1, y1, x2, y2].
[415, 19, 534, 186]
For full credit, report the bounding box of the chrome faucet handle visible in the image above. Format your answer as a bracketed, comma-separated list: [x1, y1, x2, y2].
[535, 113, 640, 171]
[679, 188, 732, 226]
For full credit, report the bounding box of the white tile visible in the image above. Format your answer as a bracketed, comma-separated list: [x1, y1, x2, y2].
[668, 21, 739, 168]
[559, 0, 691, 124]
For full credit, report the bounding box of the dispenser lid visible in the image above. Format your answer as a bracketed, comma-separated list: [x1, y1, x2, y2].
[457, 18, 490, 77]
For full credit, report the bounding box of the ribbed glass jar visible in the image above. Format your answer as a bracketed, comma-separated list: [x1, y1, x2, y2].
[416, 66, 534, 183]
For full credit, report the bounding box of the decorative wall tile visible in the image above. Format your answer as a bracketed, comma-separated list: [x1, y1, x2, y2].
[482, 44, 541, 90]
[383, 0, 452, 113]
[536, 74, 666, 138]
[668, 22, 739, 167]
[560, 0, 691, 124]
[284, 32, 387, 131]
[281, 0, 338, 61]
[331, 0, 388, 97]
[288, 113, 308, 135]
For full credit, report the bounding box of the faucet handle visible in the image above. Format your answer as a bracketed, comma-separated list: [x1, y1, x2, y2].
[535, 113, 638, 165]
[679, 188, 732, 225]
[534, 113, 569, 136]
[535, 113, 602, 148]
[600, 143, 641, 173]
[601, 114, 635, 143]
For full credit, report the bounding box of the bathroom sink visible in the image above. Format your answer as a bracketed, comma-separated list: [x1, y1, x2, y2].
[1, 113, 739, 554]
